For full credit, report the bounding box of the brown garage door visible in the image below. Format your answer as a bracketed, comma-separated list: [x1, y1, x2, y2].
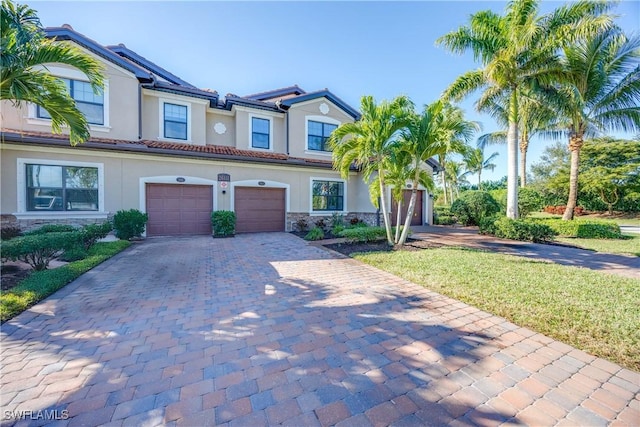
[235, 187, 285, 233]
[146, 184, 212, 236]
[392, 190, 423, 226]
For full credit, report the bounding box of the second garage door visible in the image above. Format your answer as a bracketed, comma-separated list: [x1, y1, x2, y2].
[235, 187, 285, 233]
[146, 184, 212, 236]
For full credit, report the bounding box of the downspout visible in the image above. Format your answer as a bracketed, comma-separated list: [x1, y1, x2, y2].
[137, 82, 142, 139]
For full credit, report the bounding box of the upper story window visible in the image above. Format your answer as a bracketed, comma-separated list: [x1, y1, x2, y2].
[312, 179, 344, 212]
[308, 120, 338, 152]
[26, 164, 99, 211]
[164, 103, 188, 140]
[251, 117, 270, 149]
[37, 79, 104, 125]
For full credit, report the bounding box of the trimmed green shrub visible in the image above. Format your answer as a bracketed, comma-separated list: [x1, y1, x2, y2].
[78, 222, 113, 250]
[1, 231, 81, 270]
[332, 224, 345, 235]
[450, 191, 501, 226]
[211, 210, 236, 237]
[434, 207, 457, 225]
[478, 215, 500, 235]
[60, 246, 88, 262]
[339, 226, 387, 243]
[490, 217, 557, 242]
[24, 224, 77, 235]
[304, 227, 325, 241]
[518, 187, 544, 218]
[534, 218, 621, 239]
[113, 209, 148, 240]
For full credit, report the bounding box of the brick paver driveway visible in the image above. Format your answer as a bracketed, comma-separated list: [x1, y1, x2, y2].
[1, 233, 638, 426]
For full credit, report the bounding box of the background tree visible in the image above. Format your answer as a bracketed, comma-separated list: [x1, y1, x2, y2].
[546, 27, 640, 219]
[579, 138, 640, 215]
[463, 147, 499, 190]
[1, 0, 104, 144]
[530, 141, 570, 206]
[329, 95, 413, 245]
[437, 0, 612, 219]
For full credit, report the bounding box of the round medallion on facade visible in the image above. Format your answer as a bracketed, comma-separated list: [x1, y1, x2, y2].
[214, 122, 227, 134]
[319, 103, 330, 115]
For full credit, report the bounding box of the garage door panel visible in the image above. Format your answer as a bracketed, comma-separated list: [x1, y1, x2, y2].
[235, 187, 285, 233]
[146, 184, 212, 236]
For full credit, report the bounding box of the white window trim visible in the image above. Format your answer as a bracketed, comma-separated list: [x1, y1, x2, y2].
[26, 65, 110, 131]
[159, 98, 191, 142]
[14, 158, 107, 219]
[309, 177, 347, 215]
[305, 115, 341, 156]
[248, 114, 273, 151]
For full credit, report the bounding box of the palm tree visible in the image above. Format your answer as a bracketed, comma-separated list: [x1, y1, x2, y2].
[437, 0, 613, 219]
[548, 28, 640, 220]
[329, 95, 413, 245]
[397, 101, 478, 245]
[434, 103, 473, 205]
[1, 0, 104, 145]
[445, 160, 469, 203]
[477, 88, 558, 187]
[463, 147, 499, 190]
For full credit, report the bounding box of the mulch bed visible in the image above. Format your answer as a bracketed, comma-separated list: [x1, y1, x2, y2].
[324, 238, 445, 257]
[1, 263, 31, 292]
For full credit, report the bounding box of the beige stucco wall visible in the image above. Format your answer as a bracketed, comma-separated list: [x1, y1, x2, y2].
[0, 44, 139, 141]
[1, 144, 377, 220]
[140, 90, 207, 145]
[205, 111, 235, 147]
[233, 107, 286, 154]
[287, 98, 354, 160]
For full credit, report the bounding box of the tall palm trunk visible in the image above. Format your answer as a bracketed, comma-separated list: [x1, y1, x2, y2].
[399, 182, 419, 246]
[519, 133, 529, 187]
[440, 167, 448, 205]
[377, 168, 394, 245]
[563, 133, 583, 220]
[478, 169, 482, 190]
[506, 91, 519, 219]
[394, 199, 403, 243]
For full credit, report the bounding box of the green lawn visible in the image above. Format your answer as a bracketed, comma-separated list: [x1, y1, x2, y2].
[355, 248, 640, 371]
[1, 240, 130, 322]
[558, 235, 640, 257]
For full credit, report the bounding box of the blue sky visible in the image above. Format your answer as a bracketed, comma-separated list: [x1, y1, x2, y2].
[30, 0, 639, 181]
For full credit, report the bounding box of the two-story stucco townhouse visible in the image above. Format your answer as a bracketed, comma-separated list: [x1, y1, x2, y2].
[0, 25, 437, 236]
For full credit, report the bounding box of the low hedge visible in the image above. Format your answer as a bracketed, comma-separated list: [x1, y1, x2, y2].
[1, 232, 81, 271]
[339, 226, 387, 243]
[480, 217, 557, 243]
[534, 218, 621, 239]
[1, 240, 131, 322]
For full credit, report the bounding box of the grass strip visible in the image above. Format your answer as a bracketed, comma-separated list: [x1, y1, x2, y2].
[1, 240, 130, 322]
[557, 235, 640, 257]
[355, 247, 640, 371]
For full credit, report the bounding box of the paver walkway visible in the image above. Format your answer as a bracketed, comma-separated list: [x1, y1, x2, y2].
[412, 226, 640, 279]
[1, 233, 638, 427]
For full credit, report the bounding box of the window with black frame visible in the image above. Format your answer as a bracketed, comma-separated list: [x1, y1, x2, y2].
[312, 180, 344, 211]
[164, 103, 188, 140]
[37, 79, 104, 125]
[251, 117, 270, 149]
[308, 120, 337, 152]
[26, 164, 99, 211]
